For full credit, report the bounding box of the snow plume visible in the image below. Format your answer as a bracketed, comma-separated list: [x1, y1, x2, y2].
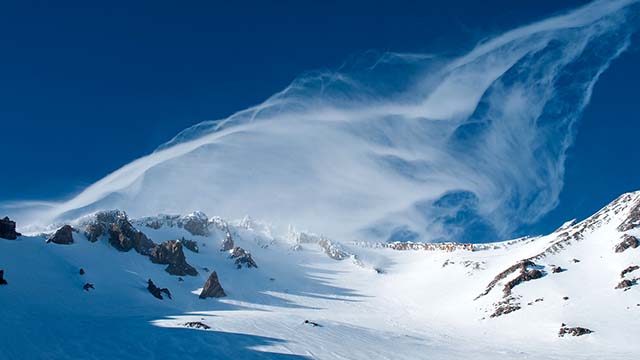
[9, 0, 639, 242]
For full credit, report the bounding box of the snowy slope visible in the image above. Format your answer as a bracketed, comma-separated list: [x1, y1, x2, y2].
[1, 191, 639, 359]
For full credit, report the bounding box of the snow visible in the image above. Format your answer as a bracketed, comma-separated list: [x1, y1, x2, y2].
[1, 192, 639, 359]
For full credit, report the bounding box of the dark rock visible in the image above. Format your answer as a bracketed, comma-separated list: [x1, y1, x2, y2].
[79, 268, 85, 275]
[203, 267, 210, 273]
[108, 217, 155, 255]
[614, 234, 639, 253]
[618, 201, 640, 231]
[147, 279, 172, 300]
[551, 265, 565, 273]
[229, 247, 258, 269]
[84, 211, 155, 255]
[477, 260, 537, 299]
[0, 216, 21, 240]
[503, 269, 544, 296]
[304, 320, 321, 327]
[199, 271, 226, 299]
[563, 296, 569, 300]
[571, 258, 580, 263]
[621, 265, 639, 278]
[178, 277, 184, 282]
[149, 240, 198, 276]
[220, 231, 234, 251]
[184, 321, 211, 330]
[47, 225, 75, 245]
[615, 279, 637, 290]
[0, 270, 7, 285]
[182, 212, 210, 236]
[181, 238, 199, 253]
[558, 325, 593, 337]
[83, 283, 95, 291]
[490, 299, 521, 318]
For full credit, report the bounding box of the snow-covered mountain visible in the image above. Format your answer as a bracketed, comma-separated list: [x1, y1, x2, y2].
[1, 191, 639, 359]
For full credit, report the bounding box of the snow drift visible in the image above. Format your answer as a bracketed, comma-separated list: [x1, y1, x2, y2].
[8, 0, 640, 242]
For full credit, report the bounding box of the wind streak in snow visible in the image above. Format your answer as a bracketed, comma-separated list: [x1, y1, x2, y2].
[9, 0, 640, 242]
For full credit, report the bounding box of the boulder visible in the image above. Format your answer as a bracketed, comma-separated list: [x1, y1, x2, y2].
[0, 270, 7, 285]
[621, 265, 639, 278]
[149, 240, 198, 276]
[83, 283, 95, 291]
[229, 247, 258, 269]
[147, 279, 172, 300]
[199, 271, 226, 299]
[47, 225, 75, 245]
[184, 321, 211, 330]
[0, 217, 20, 240]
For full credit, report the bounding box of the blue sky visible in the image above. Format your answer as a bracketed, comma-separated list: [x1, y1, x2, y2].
[1, 0, 638, 237]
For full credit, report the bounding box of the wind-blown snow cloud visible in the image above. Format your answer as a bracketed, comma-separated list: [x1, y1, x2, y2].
[8, 0, 640, 242]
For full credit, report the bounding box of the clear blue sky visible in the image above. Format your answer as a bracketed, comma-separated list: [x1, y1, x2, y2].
[1, 0, 638, 236]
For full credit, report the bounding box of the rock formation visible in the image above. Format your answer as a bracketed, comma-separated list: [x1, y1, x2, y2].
[558, 324, 593, 337]
[149, 240, 198, 276]
[614, 234, 639, 253]
[0, 217, 20, 240]
[229, 247, 258, 269]
[181, 238, 199, 253]
[147, 279, 172, 300]
[199, 271, 226, 299]
[47, 225, 75, 245]
[0, 270, 7, 285]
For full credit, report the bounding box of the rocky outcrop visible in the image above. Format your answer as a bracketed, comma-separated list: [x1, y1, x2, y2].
[0, 270, 7, 285]
[618, 198, 640, 231]
[476, 260, 538, 299]
[0, 217, 20, 240]
[490, 298, 521, 318]
[615, 279, 637, 290]
[147, 279, 171, 300]
[184, 321, 211, 330]
[220, 231, 234, 251]
[229, 247, 258, 269]
[621, 265, 639, 278]
[149, 240, 198, 276]
[615, 234, 639, 253]
[503, 268, 545, 296]
[558, 324, 593, 337]
[83, 211, 155, 255]
[199, 271, 226, 299]
[181, 212, 210, 236]
[47, 225, 75, 245]
[83, 283, 95, 291]
[181, 238, 199, 253]
[318, 238, 349, 260]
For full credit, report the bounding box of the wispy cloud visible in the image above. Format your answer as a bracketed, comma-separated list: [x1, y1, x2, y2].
[7, 0, 639, 242]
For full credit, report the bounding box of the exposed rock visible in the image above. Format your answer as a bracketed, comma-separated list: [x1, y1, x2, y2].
[563, 296, 569, 300]
[558, 325, 593, 337]
[149, 240, 198, 276]
[108, 217, 156, 255]
[615, 279, 637, 290]
[84, 211, 155, 255]
[199, 271, 226, 299]
[571, 258, 581, 263]
[0, 216, 20, 240]
[0, 270, 7, 285]
[618, 200, 640, 231]
[490, 300, 521, 318]
[79, 268, 85, 275]
[180, 238, 199, 253]
[182, 212, 210, 236]
[615, 234, 639, 253]
[147, 279, 171, 300]
[184, 321, 210, 330]
[220, 231, 234, 252]
[621, 265, 639, 278]
[83, 283, 95, 291]
[47, 225, 75, 245]
[229, 247, 258, 269]
[477, 260, 541, 299]
[551, 265, 565, 273]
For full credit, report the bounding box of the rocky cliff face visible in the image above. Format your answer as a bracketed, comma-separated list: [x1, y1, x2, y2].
[0, 217, 20, 240]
